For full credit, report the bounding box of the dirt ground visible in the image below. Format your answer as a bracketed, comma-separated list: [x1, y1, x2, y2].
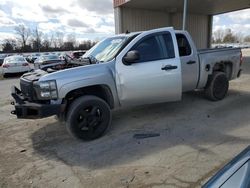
[0, 49, 250, 188]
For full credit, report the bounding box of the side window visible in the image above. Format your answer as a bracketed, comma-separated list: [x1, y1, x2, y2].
[176, 34, 192, 57]
[131, 36, 164, 63]
[162, 33, 175, 59]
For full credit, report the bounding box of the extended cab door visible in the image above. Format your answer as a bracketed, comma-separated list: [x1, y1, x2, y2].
[115, 29, 182, 107]
[176, 32, 199, 92]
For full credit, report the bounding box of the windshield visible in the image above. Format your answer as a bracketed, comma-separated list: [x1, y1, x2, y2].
[82, 36, 128, 62]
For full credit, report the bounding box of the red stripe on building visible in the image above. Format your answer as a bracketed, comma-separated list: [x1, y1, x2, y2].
[113, 0, 126, 7]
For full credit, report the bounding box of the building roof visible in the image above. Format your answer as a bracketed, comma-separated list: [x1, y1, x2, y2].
[114, 0, 250, 15]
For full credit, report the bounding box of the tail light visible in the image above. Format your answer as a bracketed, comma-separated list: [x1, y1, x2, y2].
[22, 63, 29, 66]
[240, 51, 243, 66]
[2, 64, 10, 68]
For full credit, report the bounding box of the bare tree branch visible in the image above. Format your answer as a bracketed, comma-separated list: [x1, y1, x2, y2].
[14, 24, 31, 50]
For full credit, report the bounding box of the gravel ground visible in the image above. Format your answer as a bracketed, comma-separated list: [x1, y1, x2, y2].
[0, 49, 250, 188]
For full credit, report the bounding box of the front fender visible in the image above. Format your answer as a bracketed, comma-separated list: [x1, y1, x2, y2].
[58, 75, 120, 108]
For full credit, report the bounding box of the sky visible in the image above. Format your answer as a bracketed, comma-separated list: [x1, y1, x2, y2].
[213, 8, 250, 37]
[0, 0, 115, 42]
[0, 0, 249, 42]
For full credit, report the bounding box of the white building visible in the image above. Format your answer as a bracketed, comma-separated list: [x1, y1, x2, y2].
[114, 0, 250, 49]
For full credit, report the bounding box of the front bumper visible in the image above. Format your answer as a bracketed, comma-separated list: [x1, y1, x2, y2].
[11, 86, 63, 119]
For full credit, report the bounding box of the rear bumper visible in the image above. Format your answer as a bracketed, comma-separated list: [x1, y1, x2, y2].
[11, 86, 63, 119]
[3, 67, 31, 74]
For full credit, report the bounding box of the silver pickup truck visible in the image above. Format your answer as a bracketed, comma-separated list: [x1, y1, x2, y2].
[11, 27, 243, 140]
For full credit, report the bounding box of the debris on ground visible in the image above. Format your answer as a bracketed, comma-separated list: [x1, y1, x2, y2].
[133, 133, 160, 139]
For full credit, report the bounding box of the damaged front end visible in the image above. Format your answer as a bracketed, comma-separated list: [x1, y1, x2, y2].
[11, 69, 64, 119]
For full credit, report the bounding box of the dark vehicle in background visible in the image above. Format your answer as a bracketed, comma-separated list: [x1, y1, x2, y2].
[33, 54, 84, 72]
[203, 146, 250, 188]
[70, 50, 86, 59]
[27, 54, 40, 63]
[34, 55, 65, 71]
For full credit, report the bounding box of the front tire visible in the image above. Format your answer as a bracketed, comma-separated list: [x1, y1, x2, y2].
[66, 96, 111, 141]
[205, 71, 229, 101]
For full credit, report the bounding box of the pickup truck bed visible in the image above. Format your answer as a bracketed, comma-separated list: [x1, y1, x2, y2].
[197, 47, 242, 89]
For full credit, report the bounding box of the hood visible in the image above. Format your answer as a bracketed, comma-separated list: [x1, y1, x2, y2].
[21, 69, 48, 82]
[39, 62, 113, 83]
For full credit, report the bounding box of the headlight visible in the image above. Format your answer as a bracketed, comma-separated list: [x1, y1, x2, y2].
[39, 80, 58, 99]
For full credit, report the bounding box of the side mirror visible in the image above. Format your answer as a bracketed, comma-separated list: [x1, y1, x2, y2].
[123, 50, 140, 65]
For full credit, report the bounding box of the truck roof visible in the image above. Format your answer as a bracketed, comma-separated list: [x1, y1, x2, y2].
[118, 27, 187, 38]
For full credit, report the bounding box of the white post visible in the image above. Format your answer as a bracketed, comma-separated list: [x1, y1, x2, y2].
[182, 0, 188, 30]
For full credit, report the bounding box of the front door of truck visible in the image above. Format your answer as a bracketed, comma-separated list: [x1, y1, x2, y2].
[116, 30, 182, 107]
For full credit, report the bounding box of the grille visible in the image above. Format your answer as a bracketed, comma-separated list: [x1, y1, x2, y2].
[20, 79, 35, 101]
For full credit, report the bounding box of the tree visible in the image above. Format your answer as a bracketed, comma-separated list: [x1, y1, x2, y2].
[223, 29, 237, 43]
[32, 27, 43, 52]
[78, 40, 96, 50]
[244, 35, 250, 43]
[60, 34, 76, 50]
[1, 38, 17, 52]
[235, 32, 244, 43]
[66, 34, 76, 46]
[49, 33, 56, 48]
[14, 24, 31, 51]
[62, 42, 74, 50]
[1, 24, 96, 53]
[41, 34, 51, 51]
[55, 32, 64, 49]
[213, 29, 225, 43]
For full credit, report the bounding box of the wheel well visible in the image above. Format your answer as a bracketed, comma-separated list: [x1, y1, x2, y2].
[64, 85, 114, 109]
[212, 61, 233, 79]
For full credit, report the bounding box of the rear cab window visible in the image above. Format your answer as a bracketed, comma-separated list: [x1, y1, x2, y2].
[176, 34, 192, 57]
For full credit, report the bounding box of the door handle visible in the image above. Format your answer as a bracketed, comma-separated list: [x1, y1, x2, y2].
[187, 60, 196, 65]
[161, 65, 178, 71]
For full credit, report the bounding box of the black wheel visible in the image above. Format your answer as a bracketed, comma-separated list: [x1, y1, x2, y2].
[205, 71, 229, 101]
[66, 96, 111, 141]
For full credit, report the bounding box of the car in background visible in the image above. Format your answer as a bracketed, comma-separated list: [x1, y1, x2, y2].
[0, 54, 9, 66]
[27, 53, 40, 63]
[34, 55, 66, 71]
[56, 52, 68, 60]
[203, 145, 250, 188]
[70, 50, 86, 59]
[2, 55, 31, 77]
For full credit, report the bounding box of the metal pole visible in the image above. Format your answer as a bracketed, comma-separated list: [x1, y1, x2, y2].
[182, 0, 188, 30]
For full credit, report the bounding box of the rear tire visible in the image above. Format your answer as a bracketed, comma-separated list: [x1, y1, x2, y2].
[205, 71, 229, 101]
[66, 95, 111, 141]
